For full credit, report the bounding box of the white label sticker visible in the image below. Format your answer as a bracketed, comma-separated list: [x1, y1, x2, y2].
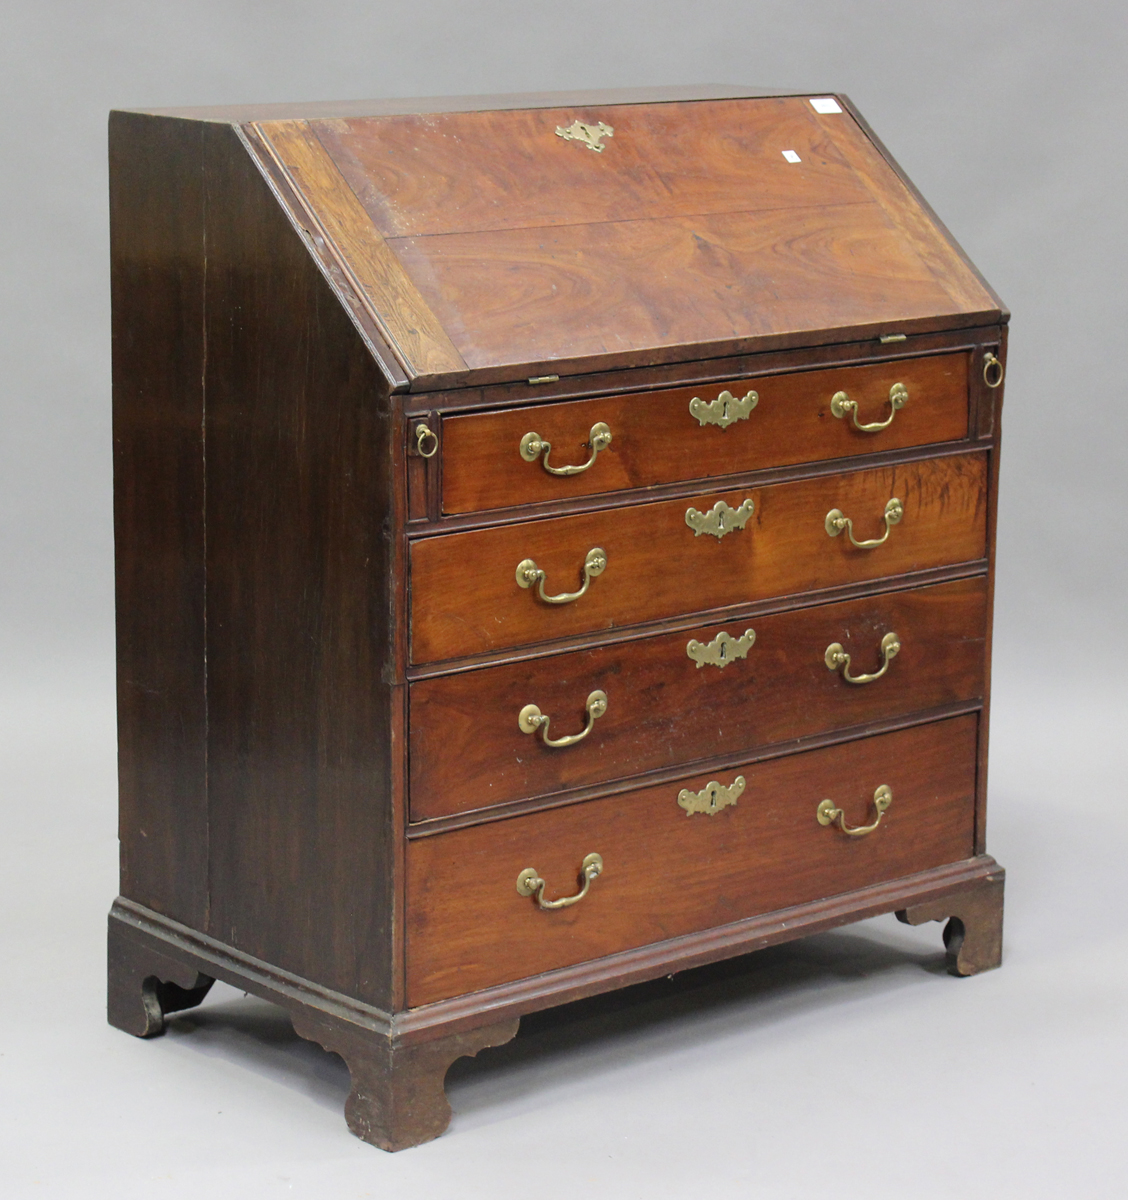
[781, 150, 801, 163]
[810, 97, 842, 114]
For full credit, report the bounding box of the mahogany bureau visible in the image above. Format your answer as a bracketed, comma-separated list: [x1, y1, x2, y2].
[106, 85, 1008, 1151]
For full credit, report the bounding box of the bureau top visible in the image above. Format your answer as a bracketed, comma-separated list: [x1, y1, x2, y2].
[117, 86, 1004, 390]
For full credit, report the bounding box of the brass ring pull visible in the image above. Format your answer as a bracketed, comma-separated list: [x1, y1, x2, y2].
[817, 785, 893, 837]
[517, 853, 603, 909]
[520, 422, 612, 476]
[414, 423, 439, 458]
[830, 382, 908, 432]
[825, 631, 901, 684]
[516, 547, 607, 604]
[825, 497, 903, 548]
[519, 689, 607, 747]
[983, 352, 1004, 388]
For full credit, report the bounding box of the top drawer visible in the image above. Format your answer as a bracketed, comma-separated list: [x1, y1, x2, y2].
[441, 353, 969, 514]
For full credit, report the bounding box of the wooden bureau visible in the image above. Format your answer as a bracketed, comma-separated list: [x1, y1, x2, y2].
[106, 85, 1008, 1151]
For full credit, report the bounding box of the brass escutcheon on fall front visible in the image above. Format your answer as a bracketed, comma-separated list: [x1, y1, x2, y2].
[677, 775, 745, 816]
[824, 630, 901, 684]
[555, 119, 614, 152]
[817, 785, 893, 837]
[689, 388, 759, 429]
[516, 547, 607, 604]
[516, 853, 604, 909]
[685, 498, 755, 539]
[520, 421, 612, 476]
[830, 382, 908, 431]
[825, 497, 903, 548]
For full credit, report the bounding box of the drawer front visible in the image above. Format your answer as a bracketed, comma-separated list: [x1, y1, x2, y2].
[441, 354, 969, 514]
[410, 452, 987, 664]
[406, 715, 978, 1005]
[409, 577, 986, 821]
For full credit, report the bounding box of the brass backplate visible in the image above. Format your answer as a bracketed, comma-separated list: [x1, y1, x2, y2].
[677, 775, 745, 816]
[685, 498, 755, 539]
[686, 628, 756, 669]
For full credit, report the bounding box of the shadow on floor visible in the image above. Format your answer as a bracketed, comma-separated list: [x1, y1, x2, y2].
[162, 918, 950, 1124]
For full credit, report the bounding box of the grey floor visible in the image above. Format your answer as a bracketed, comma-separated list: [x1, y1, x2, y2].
[1, 655, 1124, 1199]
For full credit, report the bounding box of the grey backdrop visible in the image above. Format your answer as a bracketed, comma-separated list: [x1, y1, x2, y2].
[2, 2, 1125, 1197]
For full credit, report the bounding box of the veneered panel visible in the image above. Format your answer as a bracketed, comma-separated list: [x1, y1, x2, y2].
[442, 352, 970, 514]
[252, 96, 999, 385]
[406, 716, 979, 1004]
[311, 99, 875, 238]
[410, 452, 989, 664]
[409, 577, 988, 820]
[252, 119, 466, 380]
[389, 205, 981, 371]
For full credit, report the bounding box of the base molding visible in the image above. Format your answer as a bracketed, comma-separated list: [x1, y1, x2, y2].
[108, 854, 1003, 1150]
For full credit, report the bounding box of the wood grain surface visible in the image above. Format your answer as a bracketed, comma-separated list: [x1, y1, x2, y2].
[111, 112, 209, 927]
[406, 715, 978, 1005]
[409, 577, 986, 820]
[410, 452, 988, 663]
[252, 119, 466, 380]
[200, 123, 400, 1006]
[311, 99, 876, 239]
[246, 97, 997, 384]
[442, 352, 969, 513]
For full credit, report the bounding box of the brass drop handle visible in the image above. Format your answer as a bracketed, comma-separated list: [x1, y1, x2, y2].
[817, 785, 893, 837]
[520, 422, 612, 476]
[825, 497, 903, 548]
[983, 352, 1004, 388]
[517, 853, 603, 910]
[825, 631, 901, 684]
[412, 422, 439, 458]
[519, 689, 607, 748]
[516, 547, 607, 604]
[830, 382, 908, 431]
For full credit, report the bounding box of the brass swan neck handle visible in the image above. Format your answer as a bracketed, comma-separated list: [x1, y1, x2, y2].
[817, 785, 893, 837]
[519, 690, 607, 748]
[825, 631, 901, 684]
[825, 498, 903, 548]
[516, 547, 607, 604]
[830, 382, 908, 432]
[516, 853, 604, 909]
[520, 422, 612, 476]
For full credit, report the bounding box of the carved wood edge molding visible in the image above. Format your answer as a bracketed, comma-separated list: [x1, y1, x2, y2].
[112, 854, 1000, 1046]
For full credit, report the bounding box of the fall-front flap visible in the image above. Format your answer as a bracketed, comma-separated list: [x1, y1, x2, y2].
[249, 94, 1001, 389]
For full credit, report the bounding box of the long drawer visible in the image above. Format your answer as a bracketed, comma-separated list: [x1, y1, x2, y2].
[409, 576, 987, 821]
[410, 452, 987, 663]
[441, 353, 970, 514]
[406, 715, 978, 1005]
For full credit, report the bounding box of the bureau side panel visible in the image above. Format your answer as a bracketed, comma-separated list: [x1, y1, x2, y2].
[110, 112, 208, 925]
[201, 123, 398, 1007]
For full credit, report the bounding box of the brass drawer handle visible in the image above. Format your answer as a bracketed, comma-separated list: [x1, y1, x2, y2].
[678, 775, 745, 816]
[825, 631, 901, 684]
[519, 689, 607, 747]
[825, 497, 903, 548]
[520, 422, 612, 475]
[689, 388, 759, 429]
[516, 547, 607, 604]
[830, 382, 908, 431]
[517, 853, 603, 909]
[685, 498, 755, 539]
[686, 628, 756, 669]
[983, 352, 1004, 388]
[817, 785, 893, 837]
